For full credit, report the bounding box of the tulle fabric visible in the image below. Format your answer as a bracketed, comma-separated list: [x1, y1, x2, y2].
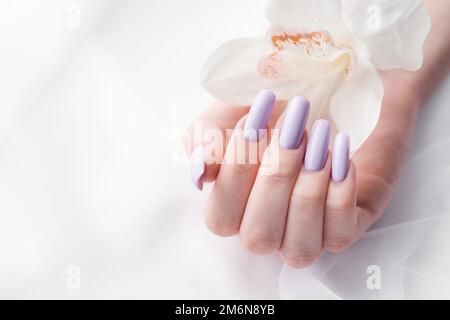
[280, 130, 450, 299]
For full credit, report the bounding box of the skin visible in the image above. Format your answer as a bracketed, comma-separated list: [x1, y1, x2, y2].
[184, 0, 450, 268]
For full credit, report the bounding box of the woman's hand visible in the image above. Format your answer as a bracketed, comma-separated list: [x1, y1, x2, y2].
[184, 70, 421, 268]
[184, 0, 450, 268]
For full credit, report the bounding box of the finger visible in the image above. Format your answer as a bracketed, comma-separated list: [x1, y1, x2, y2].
[324, 134, 357, 252]
[324, 161, 357, 252]
[240, 97, 310, 254]
[280, 120, 331, 268]
[185, 100, 287, 190]
[185, 104, 249, 190]
[204, 90, 276, 236]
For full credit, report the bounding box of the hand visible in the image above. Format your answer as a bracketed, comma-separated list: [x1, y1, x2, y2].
[184, 70, 421, 268]
[184, 0, 450, 267]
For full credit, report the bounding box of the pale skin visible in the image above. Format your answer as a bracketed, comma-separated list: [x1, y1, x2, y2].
[184, 0, 450, 268]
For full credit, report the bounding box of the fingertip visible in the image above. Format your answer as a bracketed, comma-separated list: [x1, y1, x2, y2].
[328, 160, 356, 198]
[304, 119, 331, 172]
[337, 159, 356, 188]
[331, 133, 350, 182]
[190, 145, 205, 191]
[347, 160, 357, 182]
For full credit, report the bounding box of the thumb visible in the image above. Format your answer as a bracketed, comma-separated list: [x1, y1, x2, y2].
[184, 103, 249, 190]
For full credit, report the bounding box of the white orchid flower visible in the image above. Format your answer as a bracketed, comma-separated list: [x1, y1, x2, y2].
[201, 0, 431, 151]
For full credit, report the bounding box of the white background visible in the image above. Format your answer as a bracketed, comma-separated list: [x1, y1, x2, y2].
[0, 0, 449, 299]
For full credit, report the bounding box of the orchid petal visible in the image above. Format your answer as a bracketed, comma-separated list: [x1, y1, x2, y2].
[344, 0, 430, 71]
[201, 37, 311, 105]
[328, 56, 384, 152]
[265, 0, 347, 39]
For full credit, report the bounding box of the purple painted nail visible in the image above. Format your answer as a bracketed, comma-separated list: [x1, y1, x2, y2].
[304, 119, 330, 171]
[332, 133, 350, 182]
[244, 90, 276, 142]
[190, 145, 205, 190]
[280, 96, 310, 149]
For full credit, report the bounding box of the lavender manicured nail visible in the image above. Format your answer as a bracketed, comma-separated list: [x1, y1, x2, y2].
[244, 90, 276, 142]
[332, 133, 350, 182]
[304, 119, 330, 171]
[190, 145, 205, 190]
[280, 96, 310, 149]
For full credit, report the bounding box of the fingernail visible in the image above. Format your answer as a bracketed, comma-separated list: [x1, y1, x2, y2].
[332, 133, 350, 182]
[190, 145, 205, 190]
[244, 90, 276, 142]
[304, 119, 330, 171]
[279, 96, 310, 149]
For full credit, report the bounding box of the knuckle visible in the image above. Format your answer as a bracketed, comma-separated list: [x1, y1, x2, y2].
[204, 211, 239, 237]
[324, 234, 355, 253]
[326, 194, 354, 213]
[291, 189, 325, 206]
[231, 164, 256, 181]
[263, 164, 298, 183]
[280, 245, 320, 268]
[240, 228, 281, 255]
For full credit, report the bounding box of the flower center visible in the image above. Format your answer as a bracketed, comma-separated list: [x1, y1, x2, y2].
[270, 31, 335, 55]
[259, 27, 353, 81]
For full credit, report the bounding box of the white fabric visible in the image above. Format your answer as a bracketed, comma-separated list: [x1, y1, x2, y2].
[0, 0, 449, 299]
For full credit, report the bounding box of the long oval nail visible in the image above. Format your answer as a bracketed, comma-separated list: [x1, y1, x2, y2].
[280, 96, 310, 149]
[244, 90, 276, 142]
[190, 145, 205, 190]
[304, 119, 330, 171]
[332, 133, 350, 182]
